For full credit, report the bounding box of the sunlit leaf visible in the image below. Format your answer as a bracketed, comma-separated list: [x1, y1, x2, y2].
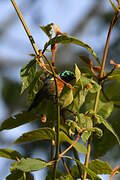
[60, 87, 73, 108]
[0, 111, 38, 131]
[0, 149, 22, 160]
[11, 158, 47, 172]
[88, 159, 112, 174]
[60, 131, 87, 154]
[20, 60, 36, 94]
[13, 128, 55, 144]
[75, 64, 81, 82]
[43, 35, 100, 64]
[39, 23, 53, 39]
[63, 156, 101, 180]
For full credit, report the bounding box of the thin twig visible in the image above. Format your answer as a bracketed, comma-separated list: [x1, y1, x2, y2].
[60, 146, 71, 175]
[109, 166, 119, 180]
[59, 135, 80, 159]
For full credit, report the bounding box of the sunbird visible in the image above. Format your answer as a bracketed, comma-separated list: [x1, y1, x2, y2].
[28, 70, 75, 111]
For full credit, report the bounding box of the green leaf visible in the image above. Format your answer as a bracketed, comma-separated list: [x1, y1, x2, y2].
[93, 110, 120, 158]
[75, 64, 81, 82]
[28, 71, 44, 104]
[107, 69, 120, 82]
[63, 156, 101, 180]
[0, 149, 22, 160]
[81, 131, 91, 143]
[76, 113, 93, 143]
[88, 159, 112, 175]
[0, 111, 38, 131]
[77, 113, 93, 130]
[100, 117, 120, 144]
[6, 170, 34, 180]
[84, 93, 114, 119]
[11, 158, 47, 172]
[59, 131, 87, 154]
[60, 87, 73, 108]
[71, 165, 80, 179]
[102, 80, 120, 106]
[109, 0, 120, 12]
[97, 101, 114, 119]
[39, 23, 53, 39]
[90, 111, 120, 144]
[43, 35, 100, 64]
[20, 60, 36, 94]
[13, 128, 56, 144]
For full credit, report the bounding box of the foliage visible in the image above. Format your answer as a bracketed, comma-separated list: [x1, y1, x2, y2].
[1, 0, 120, 179]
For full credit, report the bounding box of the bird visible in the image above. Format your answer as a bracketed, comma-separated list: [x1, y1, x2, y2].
[28, 70, 75, 112]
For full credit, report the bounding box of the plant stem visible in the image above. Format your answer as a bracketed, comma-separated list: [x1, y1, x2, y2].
[42, 55, 60, 179]
[83, 12, 118, 180]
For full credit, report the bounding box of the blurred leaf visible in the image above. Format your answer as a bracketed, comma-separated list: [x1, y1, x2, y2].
[71, 165, 80, 179]
[107, 70, 120, 83]
[75, 64, 81, 82]
[44, 35, 100, 64]
[102, 80, 120, 106]
[13, 128, 55, 144]
[0, 149, 22, 160]
[2, 77, 22, 111]
[93, 110, 120, 158]
[84, 93, 114, 119]
[88, 111, 120, 144]
[64, 156, 101, 180]
[20, 59, 36, 94]
[32, 98, 58, 126]
[6, 170, 34, 180]
[11, 158, 47, 172]
[79, 56, 92, 66]
[55, 175, 74, 180]
[46, 168, 64, 180]
[59, 131, 87, 154]
[88, 159, 112, 174]
[97, 101, 114, 119]
[0, 111, 38, 131]
[39, 23, 53, 39]
[100, 117, 120, 144]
